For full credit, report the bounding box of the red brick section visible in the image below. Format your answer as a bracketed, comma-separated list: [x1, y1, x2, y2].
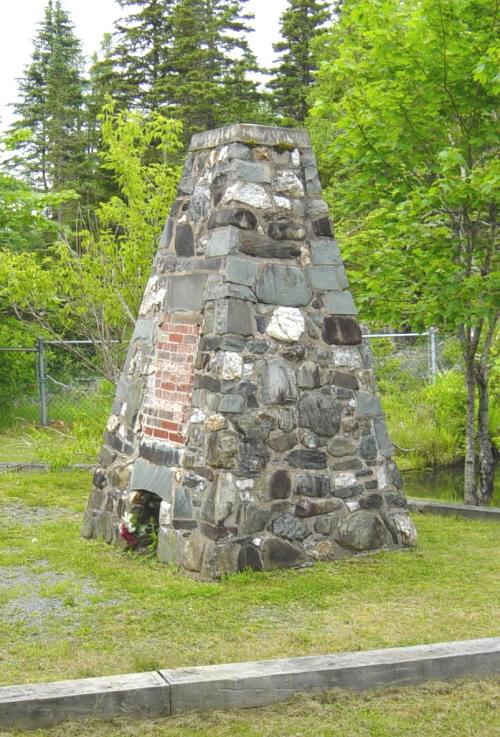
[141, 315, 200, 445]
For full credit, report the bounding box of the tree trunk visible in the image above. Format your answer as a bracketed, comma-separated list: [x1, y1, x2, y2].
[476, 363, 494, 505]
[463, 357, 477, 505]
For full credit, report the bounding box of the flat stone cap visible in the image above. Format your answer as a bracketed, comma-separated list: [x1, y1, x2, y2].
[189, 123, 311, 152]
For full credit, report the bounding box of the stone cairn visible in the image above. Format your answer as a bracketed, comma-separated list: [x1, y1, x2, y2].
[83, 124, 416, 578]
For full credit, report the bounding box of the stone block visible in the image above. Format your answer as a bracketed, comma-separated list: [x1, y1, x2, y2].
[219, 395, 246, 414]
[312, 217, 333, 237]
[229, 159, 272, 184]
[357, 392, 383, 418]
[166, 273, 208, 312]
[268, 430, 297, 452]
[328, 436, 358, 457]
[238, 545, 263, 571]
[130, 459, 173, 501]
[267, 307, 305, 343]
[256, 264, 313, 307]
[298, 390, 342, 436]
[214, 299, 255, 336]
[225, 256, 258, 286]
[207, 429, 239, 468]
[157, 527, 186, 565]
[336, 511, 387, 551]
[261, 536, 307, 570]
[273, 170, 304, 198]
[374, 417, 395, 457]
[323, 291, 358, 316]
[139, 441, 181, 467]
[294, 473, 331, 498]
[206, 226, 240, 256]
[132, 319, 155, 343]
[310, 239, 342, 265]
[175, 223, 194, 256]
[239, 239, 302, 259]
[272, 512, 310, 541]
[307, 266, 341, 291]
[208, 207, 257, 230]
[222, 181, 274, 210]
[269, 469, 292, 499]
[239, 440, 270, 475]
[285, 449, 327, 469]
[261, 358, 297, 404]
[268, 220, 306, 241]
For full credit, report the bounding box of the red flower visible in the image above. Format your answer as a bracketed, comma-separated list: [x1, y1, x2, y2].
[119, 523, 140, 547]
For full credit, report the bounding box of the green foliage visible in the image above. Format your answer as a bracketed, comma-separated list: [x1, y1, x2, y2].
[0, 106, 182, 379]
[270, 0, 331, 124]
[8, 0, 86, 203]
[166, 0, 264, 140]
[383, 371, 467, 470]
[309, 0, 498, 334]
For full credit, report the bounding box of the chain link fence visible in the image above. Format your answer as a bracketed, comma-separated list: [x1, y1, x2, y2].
[0, 329, 452, 429]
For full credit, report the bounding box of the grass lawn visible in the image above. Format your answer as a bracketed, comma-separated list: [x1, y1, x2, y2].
[0, 469, 499, 690]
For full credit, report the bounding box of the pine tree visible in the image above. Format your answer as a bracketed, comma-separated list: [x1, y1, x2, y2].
[165, 0, 262, 140]
[270, 0, 331, 124]
[10, 0, 86, 196]
[111, 0, 176, 112]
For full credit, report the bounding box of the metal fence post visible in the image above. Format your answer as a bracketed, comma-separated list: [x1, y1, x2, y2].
[429, 327, 438, 383]
[36, 338, 48, 426]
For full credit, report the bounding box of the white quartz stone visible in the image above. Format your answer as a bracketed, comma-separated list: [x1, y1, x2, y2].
[331, 347, 364, 369]
[267, 307, 305, 343]
[139, 276, 159, 316]
[392, 511, 418, 546]
[346, 500, 360, 512]
[189, 409, 206, 424]
[274, 170, 304, 198]
[236, 478, 254, 491]
[334, 471, 357, 488]
[291, 148, 301, 166]
[273, 195, 292, 210]
[159, 501, 172, 526]
[106, 415, 120, 433]
[220, 352, 244, 380]
[222, 182, 273, 210]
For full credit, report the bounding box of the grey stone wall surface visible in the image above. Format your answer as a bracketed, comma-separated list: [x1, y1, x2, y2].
[83, 123, 417, 578]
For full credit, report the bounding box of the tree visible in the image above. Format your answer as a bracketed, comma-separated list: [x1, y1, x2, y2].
[111, 0, 176, 112]
[270, 0, 331, 124]
[309, 0, 499, 504]
[1, 106, 183, 380]
[9, 0, 86, 203]
[165, 0, 263, 140]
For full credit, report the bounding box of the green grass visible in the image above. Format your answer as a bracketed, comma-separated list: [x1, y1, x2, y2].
[0, 470, 499, 690]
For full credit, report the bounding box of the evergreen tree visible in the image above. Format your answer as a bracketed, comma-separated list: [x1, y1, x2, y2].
[112, 0, 176, 112]
[270, 0, 331, 124]
[166, 0, 262, 140]
[10, 0, 86, 197]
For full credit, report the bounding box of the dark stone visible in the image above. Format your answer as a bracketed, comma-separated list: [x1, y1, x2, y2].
[270, 469, 292, 499]
[256, 264, 313, 307]
[327, 436, 358, 457]
[247, 339, 268, 354]
[312, 217, 333, 237]
[268, 431, 297, 452]
[240, 504, 273, 535]
[159, 217, 174, 248]
[199, 521, 237, 540]
[238, 545, 263, 571]
[281, 344, 307, 362]
[360, 435, 378, 460]
[272, 512, 310, 541]
[387, 461, 404, 490]
[239, 440, 270, 475]
[239, 240, 301, 259]
[261, 358, 297, 404]
[173, 487, 193, 519]
[99, 445, 116, 467]
[295, 498, 343, 517]
[295, 473, 331, 498]
[332, 458, 363, 471]
[233, 412, 275, 441]
[333, 484, 364, 499]
[286, 449, 327, 469]
[337, 511, 387, 551]
[322, 316, 362, 345]
[175, 223, 194, 256]
[332, 371, 359, 390]
[298, 390, 342, 436]
[104, 431, 134, 455]
[365, 480, 379, 490]
[359, 492, 383, 510]
[268, 221, 307, 241]
[386, 492, 408, 509]
[195, 375, 222, 392]
[93, 467, 106, 489]
[261, 537, 307, 570]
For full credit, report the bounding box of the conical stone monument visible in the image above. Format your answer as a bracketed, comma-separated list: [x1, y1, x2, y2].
[83, 124, 416, 578]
